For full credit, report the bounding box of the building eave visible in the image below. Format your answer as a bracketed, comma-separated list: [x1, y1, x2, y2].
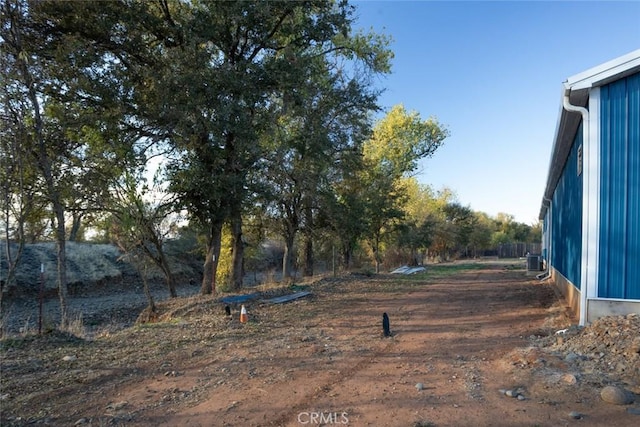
[566, 49, 640, 91]
[538, 89, 586, 220]
[539, 49, 640, 220]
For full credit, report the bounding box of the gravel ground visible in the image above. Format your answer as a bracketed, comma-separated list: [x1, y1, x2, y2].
[2, 262, 639, 427]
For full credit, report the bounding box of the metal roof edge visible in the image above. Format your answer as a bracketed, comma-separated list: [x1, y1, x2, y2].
[536, 50, 640, 220]
[565, 49, 640, 91]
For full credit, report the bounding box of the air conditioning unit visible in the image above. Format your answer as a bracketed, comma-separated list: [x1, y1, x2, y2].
[526, 254, 542, 271]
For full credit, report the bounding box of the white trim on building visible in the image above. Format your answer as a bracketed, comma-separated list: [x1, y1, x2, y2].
[585, 87, 600, 301]
[566, 49, 640, 90]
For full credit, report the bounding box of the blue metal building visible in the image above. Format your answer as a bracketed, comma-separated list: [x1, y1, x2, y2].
[540, 50, 640, 325]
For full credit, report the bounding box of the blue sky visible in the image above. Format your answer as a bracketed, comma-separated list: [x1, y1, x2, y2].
[352, 0, 640, 224]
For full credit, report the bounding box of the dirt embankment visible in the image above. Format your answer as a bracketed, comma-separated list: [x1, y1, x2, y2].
[1, 260, 639, 427]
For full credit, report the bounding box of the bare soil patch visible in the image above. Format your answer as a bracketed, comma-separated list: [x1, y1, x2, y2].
[1, 260, 639, 426]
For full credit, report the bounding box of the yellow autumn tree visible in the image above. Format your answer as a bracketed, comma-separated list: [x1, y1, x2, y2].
[360, 104, 449, 271]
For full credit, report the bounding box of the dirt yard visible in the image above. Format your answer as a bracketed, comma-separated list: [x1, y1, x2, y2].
[1, 260, 639, 426]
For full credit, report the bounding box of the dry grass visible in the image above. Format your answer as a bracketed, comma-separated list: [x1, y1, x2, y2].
[1, 241, 202, 295]
[62, 312, 86, 338]
[2, 242, 124, 289]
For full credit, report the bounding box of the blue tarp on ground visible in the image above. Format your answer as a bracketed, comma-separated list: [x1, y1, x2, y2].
[220, 293, 261, 304]
[264, 291, 312, 304]
[221, 290, 312, 305]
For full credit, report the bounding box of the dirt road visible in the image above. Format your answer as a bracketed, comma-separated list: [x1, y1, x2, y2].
[2, 260, 638, 426]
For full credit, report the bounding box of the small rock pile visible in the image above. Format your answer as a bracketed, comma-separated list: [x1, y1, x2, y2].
[502, 313, 640, 417]
[550, 313, 640, 387]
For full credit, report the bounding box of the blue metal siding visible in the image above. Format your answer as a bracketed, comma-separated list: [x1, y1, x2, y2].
[551, 124, 583, 288]
[599, 72, 640, 299]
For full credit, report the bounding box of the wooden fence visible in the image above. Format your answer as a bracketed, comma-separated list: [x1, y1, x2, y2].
[496, 242, 541, 258]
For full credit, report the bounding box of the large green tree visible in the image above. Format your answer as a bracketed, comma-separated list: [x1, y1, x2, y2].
[2, 0, 72, 324]
[260, 40, 387, 281]
[1, 0, 155, 325]
[158, 0, 392, 291]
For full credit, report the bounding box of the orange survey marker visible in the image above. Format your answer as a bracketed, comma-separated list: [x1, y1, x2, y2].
[239, 305, 248, 323]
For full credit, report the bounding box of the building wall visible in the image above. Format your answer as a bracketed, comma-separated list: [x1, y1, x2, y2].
[542, 213, 548, 262]
[598, 72, 640, 299]
[550, 124, 583, 289]
[551, 266, 581, 317]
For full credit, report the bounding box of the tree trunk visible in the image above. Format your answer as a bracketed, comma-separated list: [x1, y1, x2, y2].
[53, 203, 68, 328]
[2, 145, 28, 298]
[68, 212, 83, 241]
[282, 231, 296, 281]
[140, 262, 156, 318]
[201, 222, 222, 295]
[230, 214, 244, 291]
[302, 204, 313, 277]
[2, 210, 25, 297]
[158, 250, 177, 298]
[21, 56, 68, 329]
[142, 230, 177, 297]
[373, 234, 381, 273]
[142, 274, 156, 314]
[341, 243, 352, 271]
[303, 235, 313, 277]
